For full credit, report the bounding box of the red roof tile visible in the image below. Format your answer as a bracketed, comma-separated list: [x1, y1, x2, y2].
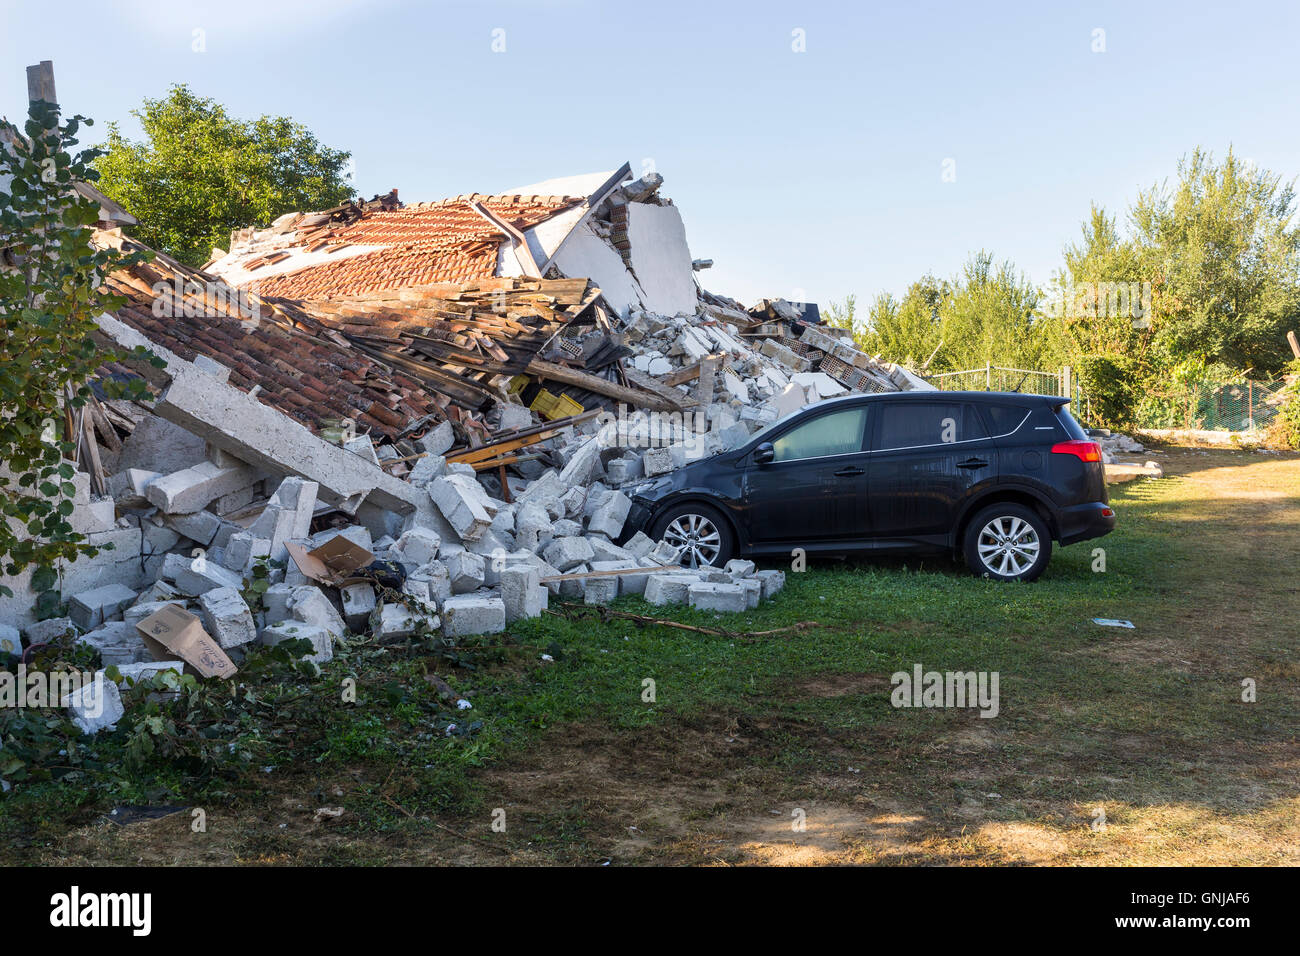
[237, 194, 582, 299]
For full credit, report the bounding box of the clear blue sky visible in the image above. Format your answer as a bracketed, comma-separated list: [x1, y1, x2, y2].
[3, 0, 1298, 308]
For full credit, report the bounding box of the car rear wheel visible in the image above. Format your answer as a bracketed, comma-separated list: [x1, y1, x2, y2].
[650, 502, 736, 569]
[963, 503, 1052, 582]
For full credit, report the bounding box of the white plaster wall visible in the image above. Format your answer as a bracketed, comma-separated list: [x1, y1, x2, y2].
[549, 221, 646, 318]
[626, 202, 698, 317]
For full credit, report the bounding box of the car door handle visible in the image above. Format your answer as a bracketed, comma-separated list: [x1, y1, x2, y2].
[833, 467, 865, 477]
[957, 458, 989, 469]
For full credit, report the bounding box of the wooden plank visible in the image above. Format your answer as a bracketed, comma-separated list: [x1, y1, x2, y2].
[26, 60, 56, 105]
[527, 357, 681, 412]
[662, 362, 701, 387]
[692, 355, 720, 405]
[621, 367, 696, 409]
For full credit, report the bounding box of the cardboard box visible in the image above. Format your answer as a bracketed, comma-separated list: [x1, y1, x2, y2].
[285, 536, 374, 586]
[134, 604, 237, 679]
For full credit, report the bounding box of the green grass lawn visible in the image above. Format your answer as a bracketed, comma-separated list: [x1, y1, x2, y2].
[2, 444, 1297, 865]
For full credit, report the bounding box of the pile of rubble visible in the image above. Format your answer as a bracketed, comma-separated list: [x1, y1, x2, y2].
[1091, 430, 1164, 482]
[3, 160, 940, 732]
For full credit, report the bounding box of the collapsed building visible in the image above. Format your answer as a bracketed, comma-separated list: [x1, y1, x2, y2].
[2, 72, 935, 715]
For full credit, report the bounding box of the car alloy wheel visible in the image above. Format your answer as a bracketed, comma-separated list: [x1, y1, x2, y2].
[976, 515, 1041, 578]
[661, 512, 723, 568]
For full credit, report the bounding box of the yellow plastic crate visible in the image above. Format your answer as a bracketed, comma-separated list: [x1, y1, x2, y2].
[529, 389, 584, 421]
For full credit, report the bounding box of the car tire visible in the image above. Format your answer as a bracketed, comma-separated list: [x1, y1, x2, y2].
[649, 502, 736, 569]
[963, 503, 1052, 582]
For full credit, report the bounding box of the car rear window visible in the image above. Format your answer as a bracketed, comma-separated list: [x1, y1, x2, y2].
[983, 404, 1031, 435]
[875, 402, 988, 450]
[1054, 403, 1089, 440]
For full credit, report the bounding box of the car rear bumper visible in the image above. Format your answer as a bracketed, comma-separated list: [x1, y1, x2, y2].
[1057, 501, 1116, 545]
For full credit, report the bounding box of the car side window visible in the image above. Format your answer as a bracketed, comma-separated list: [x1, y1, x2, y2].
[771, 407, 869, 462]
[875, 402, 988, 451]
[984, 404, 1031, 435]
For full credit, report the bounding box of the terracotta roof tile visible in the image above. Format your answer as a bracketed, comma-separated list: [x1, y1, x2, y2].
[235, 194, 582, 299]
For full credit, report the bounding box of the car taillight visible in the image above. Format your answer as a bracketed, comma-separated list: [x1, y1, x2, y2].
[1051, 440, 1102, 462]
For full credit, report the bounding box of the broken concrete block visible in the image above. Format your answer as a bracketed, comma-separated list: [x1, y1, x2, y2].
[496, 401, 533, 432]
[24, 617, 76, 644]
[441, 594, 506, 637]
[642, 446, 674, 477]
[124, 600, 188, 630]
[393, 527, 441, 567]
[145, 460, 261, 515]
[68, 583, 138, 629]
[163, 509, 227, 548]
[583, 575, 619, 605]
[197, 586, 257, 649]
[544, 535, 595, 572]
[373, 602, 437, 638]
[429, 476, 493, 542]
[260, 621, 333, 664]
[445, 551, 487, 594]
[514, 502, 553, 553]
[560, 486, 587, 518]
[623, 531, 655, 559]
[404, 562, 452, 606]
[70, 497, 118, 535]
[419, 420, 455, 456]
[161, 551, 243, 596]
[754, 569, 786, 599]
[109, 660, 184, 684]
[589, 536, 636, 564]
[0, 623, 21, 655]
[592, 559, 651, 595]
[517, 470, 566, 509]
[647, 540, 683, 566]
[79, 621, 149, 667]
[643, 572, 700, 606]
[263, 583, 295, 623]
[738, 577, 762, 610]
[501, 565, 544, 622]
[724, 559, 756, 579]
[551, 519, 583, 538]
[688, 581, 747, 613]
[587, 491, 631, 539]
[288, 586, 346, 640]
[344, 435, 381, 465]
[224, 531, 271, 572]
[63, 674, 124, 735]
[408, 453, 447, 487]
[340, 583, 378, 631]
[310, 524, 374, 554]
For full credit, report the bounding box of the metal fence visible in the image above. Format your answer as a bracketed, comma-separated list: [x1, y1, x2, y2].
[928, 364, 1286, 433]
[930, 364, 1070, 397]
[1131, 379, 1287, 432]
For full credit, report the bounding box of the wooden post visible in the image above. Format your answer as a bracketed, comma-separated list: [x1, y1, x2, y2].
[26, 60, 57, 106]
[985, 361, 992, 390]
[1287, 330, 1300, 359]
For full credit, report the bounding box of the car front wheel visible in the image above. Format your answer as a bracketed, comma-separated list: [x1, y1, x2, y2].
[963, 503, 1052, 582]
[650, 502, 736, 569]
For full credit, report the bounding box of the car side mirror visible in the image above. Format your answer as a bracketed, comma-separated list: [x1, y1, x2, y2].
[753, 442, 774, 465]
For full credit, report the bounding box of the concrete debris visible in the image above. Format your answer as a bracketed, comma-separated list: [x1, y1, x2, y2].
[4, 165, 845, 740]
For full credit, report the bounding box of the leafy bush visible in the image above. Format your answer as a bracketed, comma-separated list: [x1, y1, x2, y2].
[1075, 353, 1142, 427]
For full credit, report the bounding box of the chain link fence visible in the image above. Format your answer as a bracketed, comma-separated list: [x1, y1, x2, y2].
[1131, 379, 1287, 432]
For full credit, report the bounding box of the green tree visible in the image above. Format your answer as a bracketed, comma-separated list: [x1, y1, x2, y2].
[1056, 149, 1300, 378]
[852, 254, 1059, 373]
[0, 98, 159, 609]
[93, 85, 355, 266]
